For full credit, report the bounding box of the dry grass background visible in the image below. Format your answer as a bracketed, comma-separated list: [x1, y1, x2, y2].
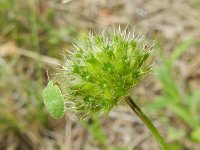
[0, 0, 200, 150]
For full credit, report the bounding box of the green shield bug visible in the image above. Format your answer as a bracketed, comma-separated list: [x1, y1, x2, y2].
[43, 80, 65, 119]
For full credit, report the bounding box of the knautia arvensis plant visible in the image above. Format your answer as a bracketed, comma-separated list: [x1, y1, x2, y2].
[43, 27, 169, 150]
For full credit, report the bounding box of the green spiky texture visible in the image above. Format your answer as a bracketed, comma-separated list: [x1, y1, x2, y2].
[45, 28, 152, 118]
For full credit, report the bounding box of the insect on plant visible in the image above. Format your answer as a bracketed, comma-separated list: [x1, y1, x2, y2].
[43, 27, 169, 150]
[43, 80, 65, 119]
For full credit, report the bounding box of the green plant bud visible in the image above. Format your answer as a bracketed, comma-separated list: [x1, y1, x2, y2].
[44, 28, 153, 118]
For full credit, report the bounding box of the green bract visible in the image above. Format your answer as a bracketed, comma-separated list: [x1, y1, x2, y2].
[44, 28, 152, 118]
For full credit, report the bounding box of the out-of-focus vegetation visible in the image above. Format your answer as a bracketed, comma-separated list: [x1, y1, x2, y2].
[0, 0, 200, 150]
[145, 40, 200, 149]
[0, 0, 76, 57]
[0, 0, 76, 149]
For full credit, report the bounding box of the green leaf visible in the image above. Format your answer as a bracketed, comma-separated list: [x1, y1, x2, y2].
[190, 87, 200, 117]
[191, 127, 200, 142]
[144, 97, 171, 110]
[169, 39, 195, 64]
[168, 127, 185, 141]
[43, 80, 65, 119]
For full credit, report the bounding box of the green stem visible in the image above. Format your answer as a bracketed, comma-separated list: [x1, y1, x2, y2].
[125, 96, 169, 150]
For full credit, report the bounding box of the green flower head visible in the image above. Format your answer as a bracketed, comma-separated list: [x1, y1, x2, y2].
[43, 27, 153, 118]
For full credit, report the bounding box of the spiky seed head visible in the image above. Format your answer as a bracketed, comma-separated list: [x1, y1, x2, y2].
[44, 27, 153, 118]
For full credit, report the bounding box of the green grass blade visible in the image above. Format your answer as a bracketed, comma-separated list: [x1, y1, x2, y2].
[169, 39, 195, 64]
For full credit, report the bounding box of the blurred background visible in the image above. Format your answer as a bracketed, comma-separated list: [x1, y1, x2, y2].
[0, 0, 200, 150]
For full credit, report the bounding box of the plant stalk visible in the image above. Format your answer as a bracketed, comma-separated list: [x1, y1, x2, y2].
[125, 96, 169, 150]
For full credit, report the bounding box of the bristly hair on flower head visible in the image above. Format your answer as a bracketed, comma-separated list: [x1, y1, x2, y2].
[43, 27, 153, 119]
